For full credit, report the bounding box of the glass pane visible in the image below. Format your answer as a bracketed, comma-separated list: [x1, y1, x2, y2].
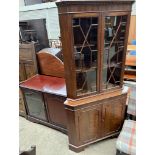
[72, 17, 98, 96]
[102, 15, 127, 90]
[25, 91, 47, 121]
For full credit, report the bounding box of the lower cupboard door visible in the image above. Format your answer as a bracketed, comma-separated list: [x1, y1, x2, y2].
[77, 106, 101, 144]
[25, 91, 47, 121]
[102, 99, 126, 136]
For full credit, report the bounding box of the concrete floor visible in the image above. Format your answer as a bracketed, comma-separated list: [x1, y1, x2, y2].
[19, 117, 117, 155]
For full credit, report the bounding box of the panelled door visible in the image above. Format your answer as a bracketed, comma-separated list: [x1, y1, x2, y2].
[101, 97, 126, 136]
[77, 105, 101, 144]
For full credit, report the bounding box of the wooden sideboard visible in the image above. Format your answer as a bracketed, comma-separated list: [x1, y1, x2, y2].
[20, 74, 67, 133]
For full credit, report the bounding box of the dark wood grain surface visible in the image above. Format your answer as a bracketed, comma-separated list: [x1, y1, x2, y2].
[56, 0, 134, 152]
[20, 75, 67, 96]
[37, 48, 64, 78]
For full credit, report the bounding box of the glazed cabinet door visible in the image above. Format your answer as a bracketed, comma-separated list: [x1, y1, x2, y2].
[71, 14, 99, 98]
[101, 97, 126, 136]
[24, 90, 47, 121]
[102, 15, 128, 90]
[77, 105, 101, 144]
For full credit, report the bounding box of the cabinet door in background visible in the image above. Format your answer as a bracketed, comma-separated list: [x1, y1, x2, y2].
[24, 90, 47, 121]
[44, 93, 67, 128]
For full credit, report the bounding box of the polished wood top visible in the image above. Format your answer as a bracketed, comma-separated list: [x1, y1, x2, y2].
[20, 75, 67, 97]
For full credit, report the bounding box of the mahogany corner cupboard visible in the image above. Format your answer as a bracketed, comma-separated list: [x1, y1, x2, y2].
[56, 0, 134, 99]
[56, 0, 134, 152]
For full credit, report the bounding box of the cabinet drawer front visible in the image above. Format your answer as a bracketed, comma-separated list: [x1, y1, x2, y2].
[24, 91, 47, 121]
[19, 47, 33, 60]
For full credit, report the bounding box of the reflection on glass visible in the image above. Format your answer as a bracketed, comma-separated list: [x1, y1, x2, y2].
[25, 92, 47, 121]
[72, 17, 98, 95]
[102, 15, 127, 89]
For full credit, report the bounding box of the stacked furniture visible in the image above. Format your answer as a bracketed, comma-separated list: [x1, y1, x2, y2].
[19, 20, 49, 48]
[124, 44, 136, 81]
[19, 0, 135, 152]
[20, 48, 68, 133]
[19, 42, 42, 117]
[56, 0, 134, 152]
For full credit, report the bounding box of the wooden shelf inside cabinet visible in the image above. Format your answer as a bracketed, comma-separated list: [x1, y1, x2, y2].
[103, 62, 122, 69]
[74, 44, 96, 48]
[76, 66, 97, 73]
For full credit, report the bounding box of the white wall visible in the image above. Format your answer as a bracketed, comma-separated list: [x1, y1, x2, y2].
[19, 2, 60, 40]
[19, 0, 25, 7]
[131, 1, 136, 15]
